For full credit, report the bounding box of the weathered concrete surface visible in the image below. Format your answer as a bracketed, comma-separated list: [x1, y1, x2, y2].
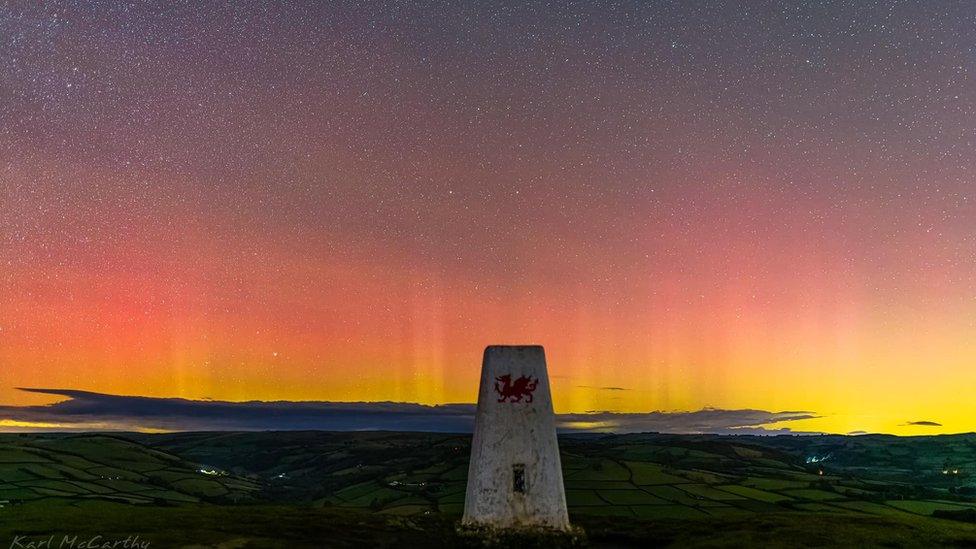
[462, 345, 570, 530]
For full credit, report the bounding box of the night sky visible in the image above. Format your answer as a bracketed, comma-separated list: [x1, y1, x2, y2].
[1, 1, 974, 434]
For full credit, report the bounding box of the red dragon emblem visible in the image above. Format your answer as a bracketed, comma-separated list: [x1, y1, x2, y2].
[494, 374, 539, 403]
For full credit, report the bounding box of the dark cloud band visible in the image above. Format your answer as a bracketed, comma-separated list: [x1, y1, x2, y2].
[904, 420, 942, 427]
[1, 388, 817, 435]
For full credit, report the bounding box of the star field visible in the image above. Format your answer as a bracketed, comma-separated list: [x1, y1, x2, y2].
[0, 1, 974, 434]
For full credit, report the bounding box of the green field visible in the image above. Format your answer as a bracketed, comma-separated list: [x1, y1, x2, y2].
[0, 434, 260, 505]
[2, 500, 976, 548]
[2, 431, 976, 546]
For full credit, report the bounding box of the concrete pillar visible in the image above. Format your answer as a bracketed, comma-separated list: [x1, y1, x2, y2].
[462, 345, 570, 530]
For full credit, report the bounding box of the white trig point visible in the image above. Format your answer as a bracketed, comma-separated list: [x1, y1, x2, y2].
[462, 345, 570, 530]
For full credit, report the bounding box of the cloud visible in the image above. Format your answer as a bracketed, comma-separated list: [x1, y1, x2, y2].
[904, 420, 942, 427]
[3, 388, 475, 433]
[557, 407, 818, 435]
[0, 388, 818, 435]
[576, 385, 631, 391]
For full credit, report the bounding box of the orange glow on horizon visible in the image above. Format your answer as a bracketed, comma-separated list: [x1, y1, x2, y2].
[2, 165, 973, 436]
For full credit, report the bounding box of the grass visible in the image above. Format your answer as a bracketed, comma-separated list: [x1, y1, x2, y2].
[627, 505, 709, 519]
[598, 490, 668, 505]
[0, 501, 461, 548]
[625, 462, 688, 485]
[0, 435, 259, 505]
[679, 484, 747, 501]
[782, 488, 844, 501]
[564, 480, 634, 490]
[6, 431, 976, 545]
[570, 505, 635, 517]
[565, 489, 606, 506]
[567, 460, 631, 481]
[716, 485, 792, 503]
[829, 501, 915, 517]
[886, 500, 975, 515]
[581, 512, 976, 548]
[741, 477, 808, 491]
